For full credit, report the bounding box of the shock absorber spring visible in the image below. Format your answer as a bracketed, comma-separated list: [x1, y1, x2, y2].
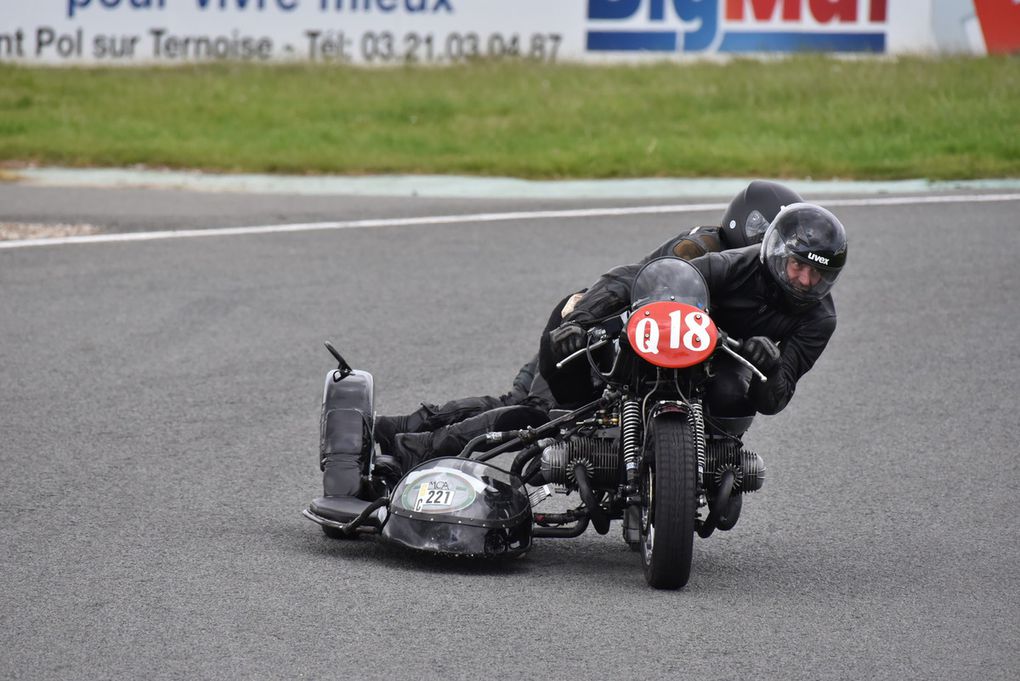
[689, 402, 707, 483]
[621, 398, 643, 480]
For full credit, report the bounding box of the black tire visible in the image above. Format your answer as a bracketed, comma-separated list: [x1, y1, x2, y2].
[640, 412, 697, 589]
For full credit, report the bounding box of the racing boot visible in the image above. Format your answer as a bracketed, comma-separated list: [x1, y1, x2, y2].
[388, 432, 437, 473]
[369, 454, 405, 488]
[373, 403, 436, 454]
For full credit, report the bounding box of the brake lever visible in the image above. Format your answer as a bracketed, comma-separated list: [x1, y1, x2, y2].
[555, 328, 609, 370]
[716, 333, 768, 383]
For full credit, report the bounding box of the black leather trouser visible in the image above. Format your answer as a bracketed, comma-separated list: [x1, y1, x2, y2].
[378, 355, 555, 465]
[417, 354, 550, 429]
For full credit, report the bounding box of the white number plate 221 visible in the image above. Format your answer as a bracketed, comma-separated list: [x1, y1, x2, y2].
[414, 483, 454, 512]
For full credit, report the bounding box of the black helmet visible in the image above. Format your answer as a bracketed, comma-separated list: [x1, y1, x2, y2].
[759, 203, 847, 306]
[720, 180, 804, 249]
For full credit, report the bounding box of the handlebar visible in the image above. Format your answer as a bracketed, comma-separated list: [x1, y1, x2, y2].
[554, 326, 768, 383]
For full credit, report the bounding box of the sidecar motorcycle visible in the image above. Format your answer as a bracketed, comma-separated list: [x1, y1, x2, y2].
[304, 257, 767, 589]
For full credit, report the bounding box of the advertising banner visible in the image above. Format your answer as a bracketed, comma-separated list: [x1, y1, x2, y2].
[0, 1, 1016, 65]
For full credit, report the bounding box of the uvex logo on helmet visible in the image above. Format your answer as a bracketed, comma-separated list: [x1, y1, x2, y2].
[807, 252, 830, 265]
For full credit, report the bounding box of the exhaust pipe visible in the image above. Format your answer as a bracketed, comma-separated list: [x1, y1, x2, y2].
[574, 463, 610, 535]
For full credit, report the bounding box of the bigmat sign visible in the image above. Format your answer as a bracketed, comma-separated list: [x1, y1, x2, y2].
[0, 0, 1017, 64]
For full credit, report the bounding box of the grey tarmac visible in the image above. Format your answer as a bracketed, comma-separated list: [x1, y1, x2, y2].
[0, 182, 1017, 680]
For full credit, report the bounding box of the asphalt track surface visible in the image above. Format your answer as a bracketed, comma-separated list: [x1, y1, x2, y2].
[1, 184, 1017, 680]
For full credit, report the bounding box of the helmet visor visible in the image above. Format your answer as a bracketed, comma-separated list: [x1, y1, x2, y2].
[743, 209, 771, 246]
[762, 230, 841, 302]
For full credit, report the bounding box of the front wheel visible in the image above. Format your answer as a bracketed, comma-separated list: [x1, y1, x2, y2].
[640, 412, 697, 589]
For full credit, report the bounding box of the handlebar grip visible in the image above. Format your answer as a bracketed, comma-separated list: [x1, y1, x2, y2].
[717, 330, 741, 352]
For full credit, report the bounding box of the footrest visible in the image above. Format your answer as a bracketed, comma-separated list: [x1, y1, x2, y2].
[305, 495, 383, 530]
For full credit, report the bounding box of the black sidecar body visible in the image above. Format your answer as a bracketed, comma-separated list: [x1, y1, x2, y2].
[383, 457, 532, 557]
[305, 456, 533, 558]
[304, 345, 532, 557]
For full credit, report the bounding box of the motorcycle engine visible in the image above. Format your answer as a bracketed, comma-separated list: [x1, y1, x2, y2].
[704, 441, 766, 493]
[540, 436, 620, 489]
[539, 436, 765, 494]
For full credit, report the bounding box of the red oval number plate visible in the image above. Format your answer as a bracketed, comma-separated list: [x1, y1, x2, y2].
[626, 302, 718, 369]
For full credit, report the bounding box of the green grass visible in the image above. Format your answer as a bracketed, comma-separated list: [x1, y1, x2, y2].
[1, 56, 1018, 180]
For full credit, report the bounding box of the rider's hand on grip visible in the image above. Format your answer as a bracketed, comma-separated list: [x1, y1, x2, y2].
[550, 321, 587, 360]
[742, 336, 781, 375]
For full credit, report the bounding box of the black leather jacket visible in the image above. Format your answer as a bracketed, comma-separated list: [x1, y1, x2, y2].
[556, 246, 837, 415]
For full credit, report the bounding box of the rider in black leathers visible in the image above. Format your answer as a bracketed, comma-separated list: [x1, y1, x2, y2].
[374, 181, 806, 473]
[542, 202, 847, 426]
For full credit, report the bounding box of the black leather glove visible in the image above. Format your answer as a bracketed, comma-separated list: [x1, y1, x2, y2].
[549, 321, 587, 360]
[742, 336, 781, 375]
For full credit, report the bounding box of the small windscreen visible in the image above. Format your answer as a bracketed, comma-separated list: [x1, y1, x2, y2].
[630, 257, 710, 311]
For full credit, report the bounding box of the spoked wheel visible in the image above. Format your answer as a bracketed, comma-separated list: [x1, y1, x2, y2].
[640, 412, 697, 589]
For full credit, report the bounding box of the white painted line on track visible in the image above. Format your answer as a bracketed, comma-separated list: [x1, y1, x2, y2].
[2, 192, 1019, 250]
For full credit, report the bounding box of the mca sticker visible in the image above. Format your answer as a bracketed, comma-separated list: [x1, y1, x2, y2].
[400, 470, 477, 514]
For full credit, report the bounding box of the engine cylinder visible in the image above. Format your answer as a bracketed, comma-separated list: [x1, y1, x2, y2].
[704, 441, 765, 493]
[540, 438, 620, 488]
